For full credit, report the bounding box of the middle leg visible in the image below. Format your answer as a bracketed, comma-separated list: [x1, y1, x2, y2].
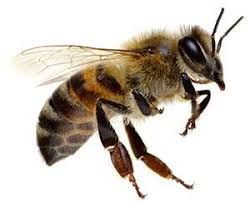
[124, 118, 193, 189]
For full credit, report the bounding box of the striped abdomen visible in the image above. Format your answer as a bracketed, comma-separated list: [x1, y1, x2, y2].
[37, 65, 126, 165]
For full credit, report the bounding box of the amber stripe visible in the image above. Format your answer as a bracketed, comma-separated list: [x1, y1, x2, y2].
[69, 72, 99, 110]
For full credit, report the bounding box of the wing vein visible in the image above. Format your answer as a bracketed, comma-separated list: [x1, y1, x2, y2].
[16, 45, 143, 86]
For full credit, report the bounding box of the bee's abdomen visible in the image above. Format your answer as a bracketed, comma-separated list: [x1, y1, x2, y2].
[37, 81, 96, 165]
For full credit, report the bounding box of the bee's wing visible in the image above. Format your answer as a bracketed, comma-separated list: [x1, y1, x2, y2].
[16, 45, 141, 86]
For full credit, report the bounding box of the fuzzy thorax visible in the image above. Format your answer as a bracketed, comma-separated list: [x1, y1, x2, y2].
[123, 26, 217, 100]
[123, 30, 182, 100]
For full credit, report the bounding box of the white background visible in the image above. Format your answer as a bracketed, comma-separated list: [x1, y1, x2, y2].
[0, 0, 249, 201]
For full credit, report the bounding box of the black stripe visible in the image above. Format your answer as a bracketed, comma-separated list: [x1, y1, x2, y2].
[39, 100, 95, 133]
[38, 110, 74, 133]
[51, 82, 87, 120]
[37, 135, 64, 148]
[96, 65, 124, 95]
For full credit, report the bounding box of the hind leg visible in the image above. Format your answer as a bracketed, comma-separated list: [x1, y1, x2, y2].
[96, 98, 145, 198]
[124, 118, 193, 189]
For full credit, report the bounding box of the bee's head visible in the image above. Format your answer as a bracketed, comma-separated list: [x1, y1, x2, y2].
[178, 8, 243, 90]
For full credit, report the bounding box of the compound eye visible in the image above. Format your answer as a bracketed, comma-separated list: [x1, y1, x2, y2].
[179, 37, 206, 64]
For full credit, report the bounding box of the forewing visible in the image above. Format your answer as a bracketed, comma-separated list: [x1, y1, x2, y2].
[16, 45, 140, 86]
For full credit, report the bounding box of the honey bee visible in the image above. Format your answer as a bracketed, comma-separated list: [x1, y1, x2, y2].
[17, 8, 243, 198]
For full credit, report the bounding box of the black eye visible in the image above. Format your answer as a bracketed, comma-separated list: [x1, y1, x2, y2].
[179, 37, 206, 64]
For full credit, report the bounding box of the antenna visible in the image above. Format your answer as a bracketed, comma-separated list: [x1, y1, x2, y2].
[217, 16, 244, 53]
[211, 8, 224, 56]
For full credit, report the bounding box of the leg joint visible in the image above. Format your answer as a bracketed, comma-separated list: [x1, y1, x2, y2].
[97, 98, 129, 114]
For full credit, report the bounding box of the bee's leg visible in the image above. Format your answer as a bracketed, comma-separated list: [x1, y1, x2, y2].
[132, 89, 164, 116]
[96, 99, 146, 199]
[124, 118, 193, 189]
[183, 89, 211, 133]
[180, 73, 211, 136]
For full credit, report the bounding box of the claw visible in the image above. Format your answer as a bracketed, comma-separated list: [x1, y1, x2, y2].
[171, 174, 194, 190]
[179, 129, 188, 136]
[151, 107, 164, 116]
[180, 118, 196, 136]
[128, 174, 147, 199]
[158, 107, 164, 114]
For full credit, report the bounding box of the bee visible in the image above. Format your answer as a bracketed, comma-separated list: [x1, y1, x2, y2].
[17, 8, 243, 198]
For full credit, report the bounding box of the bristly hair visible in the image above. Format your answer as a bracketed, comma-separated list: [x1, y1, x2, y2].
[179, 25, 212, 53]
[122, 29, 176, 50]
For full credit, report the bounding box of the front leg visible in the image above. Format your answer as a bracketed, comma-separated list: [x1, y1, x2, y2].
[132, 89, 164, 116]
[180, 73, 211, 136]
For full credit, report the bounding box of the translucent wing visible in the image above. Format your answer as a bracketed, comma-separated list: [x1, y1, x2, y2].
[16, 45, 141, 86]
